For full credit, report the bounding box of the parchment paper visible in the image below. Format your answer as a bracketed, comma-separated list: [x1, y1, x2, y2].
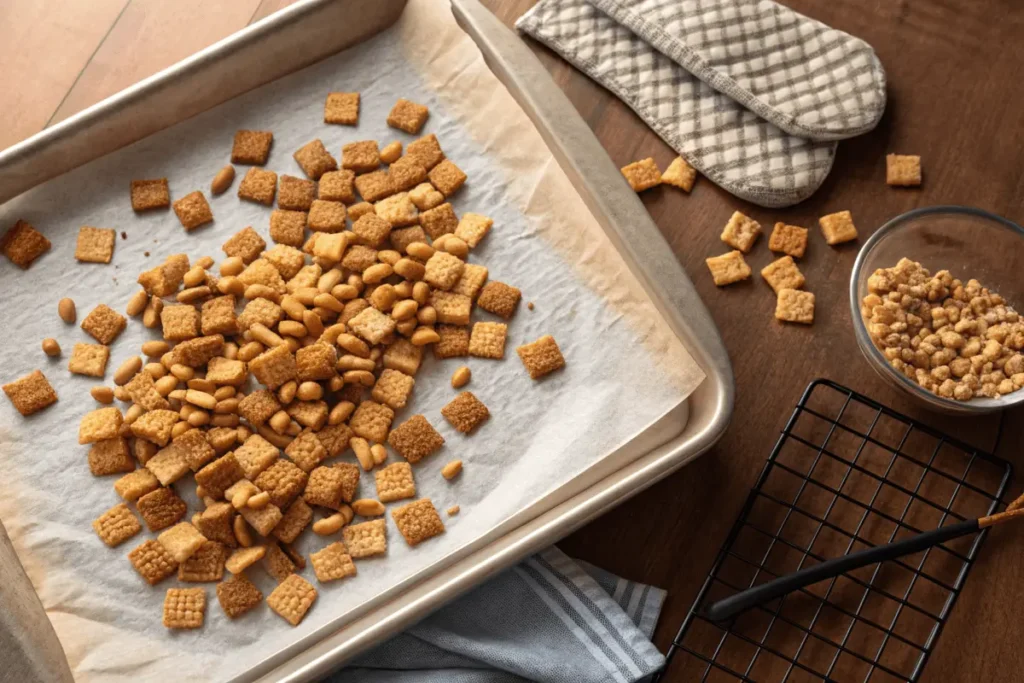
[0, 1, 704, 681]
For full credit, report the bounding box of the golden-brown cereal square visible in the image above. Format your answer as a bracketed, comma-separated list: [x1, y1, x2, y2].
[304, 463, 355, 509]
[517, 335, 565, 380]
[454, 213, 492, 248]
[222, 226, 267, 264]
[427, 160, 466, 197]
[294, 139, 337, 180]
[172, 335, 225, 369]
[81, 304, 127, 345]
[477, 281, 521, 319]
[387, 98, 429, 134]
[264, 542, 297, 582]
[310, 542, 357, 583]
[441, 391, 490, 433]
[775, 288, 816, 324]
[388, 155, 428, 193]
[178, 541, 226, 582]
[158, 522, 207, 564]
[388, 414, 444, 463]
[390, 225, 428, 254]
[348, 201, 376, 222]
[239, 257, 287, 294]
[75, 226, 116, 264]
[206, 356, 247, 386]
[129, 539, 178, 585]
[296, 343, 337, 382]
[161, 304, 200, 341]
[235, 433, 281, 480]
[768, 223, 809, 259]
[371, 368, 415, 410]
[324, 92, 360, 125]
[200, 295, 238, 336]
[316, 423, 353, 458]
[349, 400, 394, 443]
[342, 519, 387, 558]
[375, 462, 416, 503]
[263, 244, 305, 280]
[163, 587, 206, 629]
[354, 170, 395, 203]
[819, 210, 859, 245]
[468, 321, 507, 360]
[226, 546, 266, 574]
[720, 211, 761, 253]
[761, 256, 806, 294]
[217, 574, 263, 618]
[340, 297, 370, 326]
[886, 154, 922, 187]
[424, 251, 465, 291]
[318, 170, 356, 204]
[238, 167, 278, 205]
[352, 213, 393, 248]
[255, 458, 309, 509]
[274, 498, 313, 544]
[138, 486, 187, 531]
[375, 192, 418, 227]
[661, 156, 697, 192]
[238, 296, 284, 331]
[130, 179, 170, 212]
[705, 251, 751, 287]
[173, 191, 214, 231]
[124, 369, 169, 411]
[391, 498, 444, 546]
[175, 427, 217, 471]
[285, 429, 327, 472]
[311, 232, 348, 263]
[383, 338, 423, 376]
[239, 501, 283, 536]
[93, 503, 142, 547]
[1, 220, 50, 269]
[114, 468, 160, 502]
[88, 437, 134, 476]
[434, 324, 469, 359]
[250, 343, 297, 390]
[408, 182, 444, 211]
[232, 130, 273, 165]
[131, 409, 179, 446]
[340, 244, 379, 273]
[208, 427, 238, 454]
[307, 199, 347, 233]
[431, 291, 472, 326]
[405, 134, 445, 170]
[3, 370, 57, 416]
[342, 140, 381, 173]
[238, 392, 283, 429]
[620, 158, 661, 192]
[269, 209, 308, 247]
[267, 573, 318, 626]
[348, 307, 397, 345]
[195, 453, 245, 499]
[79, 406, 123, 444]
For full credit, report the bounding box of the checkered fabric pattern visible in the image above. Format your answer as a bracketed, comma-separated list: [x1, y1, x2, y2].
[590, 0, 886, 141]
[517, 0, 837, 207]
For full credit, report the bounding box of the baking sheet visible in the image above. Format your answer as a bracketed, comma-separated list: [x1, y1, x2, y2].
[0, 1, 704, 681]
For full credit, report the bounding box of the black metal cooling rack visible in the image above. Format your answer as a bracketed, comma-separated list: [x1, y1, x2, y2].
[659, 379, 1012, 683]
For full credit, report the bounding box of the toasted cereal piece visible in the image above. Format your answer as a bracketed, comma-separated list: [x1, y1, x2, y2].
[349, 400, 394, 443]
[620, 158, 661, 192]
[239, 501, 283, 536]
[428, 161, 466, 198]
[351, 213, 392, 248]
[232, 130, 273, 165]
[131, 409, 179, 447]
[2, 370, 57, 416]
[383, 338, 423, 375]
[375, 192, 418, 227]
[311, 232, 348, 262]
[318, 169, 356, 204]
[387, 98, 429, 134]
[287, 401, 329, 431]
[173, 191, 214, 231]
[81, 304, 127, 345]
[239, 258, 287, 294]
[93, 503, 142, 547]
[196, 453, 245, 499]
[434, 324, 469, 359]
[305, 463, 359, 509]
[705, 251, 751, 287]
[454, 213, 492, 248]
[222, 226, 267, 264]
[661, 156, 697, 191]
[516, 335, 565, 380]
[238, 167, 278, 205]
[340, 298, 370, 326]
[238, 296, 284, 331]
[163, 587, 206, 629]
[348, 201, 376, 222]
[235, 434, 281, 481]
[178, 541, 226, 582]
[200, 295, 238, 336]
[775, 288, 816, 324]
[477, 281, 520, 319]
[171, 335, 225, 368]
[371, 368, 415, 410]
[390, 225, 428, 253]
[310, 542, 357, 583]
[129, 539, 178, 585]
[267, 573, 317, 626]
[391, 498, 444, 546]
[340, 244, 379, 273]
[196, 502, 237, 548]
[430, 291, 472, 326]
[819, 210, 858, 245]
[761, 256, 806, 294]
[315, 423, 354, 458]
[447, 505, 460, 516]
[720, 211, 761, 253]
[296, 343, 337, 382]
[322, 90, 359, 124]
[79, 406, 123, 444]
[408, 182, 444, 211]
[468, 322, 507, 360]
[405, 133, 445, 170]
[250, 344, 297, 390]
[375, 462, 416, 503]
[274, 498, 313, 544]
[441, 392, 490, 433]
[158, 522, 207, 563]
[161, 304, 200, 341]
[138, 486, 187, 531]
[255, 459, 309, 509]
[388, 155, 428, 192]
[307, 200, 347, 233]
[768, 222, 809, 258]
[342, 518, 387, 558]
[225, 547, 266, 577]
[886, 154, 922, 187]
[354, 170, 395, 203]
[285, 429, 327, 472]
[380, 141, 403, 164]
[388, 414, 444, 463]
[75, 226, 116, 264]
[125, 370, 170, 411]
[206, 356, 247, 386]
[424, 251, 465, 291]
[269, 209, 308, 247]
[175, 427, 217, 471]
[217, 574, 263, 618]
[130, 179, 170, 212]
[294, 139, 338, 180]
[348, 307, 397, 345]
[262, 244, 306, 280]
[264, 542, 297, 582]
[88, 437, 135, 476]
[342, 140, 381, 173]
[114, 468, 160, 502]
[238, 392, 283, 429]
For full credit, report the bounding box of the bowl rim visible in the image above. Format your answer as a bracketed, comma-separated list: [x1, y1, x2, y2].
[849, 205, 1024, 414]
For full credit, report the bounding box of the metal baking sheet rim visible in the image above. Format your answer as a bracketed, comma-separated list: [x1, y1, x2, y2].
[0, 0, 734, 681]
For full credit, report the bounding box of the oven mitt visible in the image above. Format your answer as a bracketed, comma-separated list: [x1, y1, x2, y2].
[589, 0, 887, 141]
[516, 0, 837, 208]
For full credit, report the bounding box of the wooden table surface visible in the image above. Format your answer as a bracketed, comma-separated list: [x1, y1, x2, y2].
[4, 0, 1024, 681]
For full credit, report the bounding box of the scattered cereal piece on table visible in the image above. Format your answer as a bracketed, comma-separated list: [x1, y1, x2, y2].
[430, 291, 472, 325]
[405, 133, 445, 170]
[305, 463, 359, 509]
[720, 211, 761, 253]
[477, 281, 521, 319]
[352, 213, 393, 248]
[201, 295, 239, 336]
[129, 539, 178, 585]
[761, 256, 806, 294]
[453, 264, 489, 300]
[158, 522, 207, 564]
[75, 226, 116, 264]
[516, 335, 565, 380]
[286, 429, 327, 471]
[81, 304, 127, 345]
[2, 370, 57, 416]
[375, 462, 416, 503]
[278, 175, 317, 211]
[238, 167, 278, 205]
[196, 503, 238, 548]
[173, 191, 214, 231]
[419, 203, 458, 240]
[274, 499, 313, 545]
[163, 587, 206, 629]
[239, 500, 283, 536]
[130, 179, 170, 212]
[775, 288, 816, 324]
[375, 192, 419, 227]
[93, 503, 142, 547]
[114, 468, 160, 502]
[324, 92, 360, 125]
[69, 342, 110, 378]
[371, 368, 415, 410]
[388, 414, 444, 464]
[310, 542, 357, 583]
[705, 251, 751, 287]
[195, 453, 245, 499]
[391, 498, 445, 546]
[222, 226, 267, 264]
[354, 171, 395, 203]
[425, 251, 465, 291]
[768, 222, 809, 258]
[349, 400, 394, 443]
[231, 130, 273, 165]
[454, 213, 492, 248]
[468, 321, 507, 360]
[387, 98, 430, 134]
[174, 427, 217, 471]
[348, 307, 397, 346]
[387, 155, 428, 192]
[131, 409, 179, 447]
[441, 392, 490, 433]
[79, 406, 123, 444]
[342, 140, 381, 173]
[383, 338, 423, 376]
[263, 244, 305, 279]
[620, 158, 661, 192]
[886, 154, 922, 187]
[427, 160, 467, 197]
[819, 210, 858, 245]
[267, 573, 317, 626]
[661, 156, 697, 192]
[217, 574, 264, 618]
[342, 518, 387, 558]
[264, 542, 297, 582]
[161, 304, 200, 341]
[88, 437, 135, 476]
[434, 324, 469, 359]
[249, 344, 297, 390]
[318, 169, 356, 204]
[137, 487, 188, 531]
[255, 459, 308, 509]
[178, 541, 226, 582]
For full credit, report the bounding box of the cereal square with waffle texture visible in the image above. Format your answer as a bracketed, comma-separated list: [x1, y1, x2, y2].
[296, 342, 337, 382]
[238, 296, 284, 331]
[316, 423, 354, 459]
[75, 226, 116, 263]
[238, 167, 277, 205]
[2, 220, 50, 268]
[206, 356, 246, 386]
[409, 182, 444, 211]
[387, 98, 429, 134]
[79, 406, 123, 444]
[114, 468, 160, 502]
[388, 155, 428, 192]
[195, 453, 245, 499]
[819, 210, 858, 245]
[285, 429, 327, 472]
[405, 134, 445, 170]
[318, 169, 356, 204]
[425, 251, 465, 291]
[232, 130, 273, 165]
[341, 245, 379, 273]
[138, 486, 187, 531]
[196, 502, 238, 548]
[775, 288, 816, 324]
[178, 541, 226, 582]
[720, 211, 761, 253]
[477, 281, 520, 318]
[233, 433, 280, 482]
[263, 244, 305, 280]
[223, 226, 266, 264]
[349, 400, 394, 443]
[390, 225, 427, 253]
[287, 401, 328, 431]
[264, 542, 297, 582]
[256, 458, 309, 509]
[428, 160, 466, 197]
[238, 392, 282, 429]
[388, 414, 444, 463]
[342, 140, 381, 173]
[278, 174, 316, 211]
[269, 209, 307, 247]
[441, 391, 490, 433]
[131, 409, 179, 446]
[161, 304, 200, 341]
[3, 370, 57, 416]
[354, 170, 395, 203]
[469, 321, 507, 360]
[419, 202, 458, 240]
[383, 338, 423, 376]
[375, 462, 416, 503]
[371, 368, 415, 410]
[434, 324, 469, 359]
[239, 257, 287, 294]
[163, 587, 206, 629]
[324, 91, 360, 125]
[88, 437, 134, 476]
[352, 213, 393, 248]
[93, 503, 142, 547]
[82, 304, 127, 345]
[173, 191, 213, 231]
[375, 192, 418, 227]
[294, 139, 337, 180]
[431, 291, 472, 326]
[311, 542, 357, 583]
[305, 463, 359, 509]
[217, 574, 263, 618]
[268, 573, 318, 626]
[661, 156, 697, 191]
[454, 213, 492, 248]
[201, 295, 238, 336]
[274, 498, 313, 544]
[130, 179, 170, 212]
[69, 342, 110, 378]
[391, 498, 445, 546]
[129, 540, 178, 585]
[250, 344, 297, 390]
[175, 427, 217, 471]
[761, 256, 806, 294]
[348, 307, 397, 345]
[886, 154, 921, 187]
[307, 199, 347, 233]
[705, 251, 751, 287]
[347, 201, 375, 222]
[768, 223, 808, 259]
[620, 158, 661, 192]
[517, 335, 565, 380]
[342, 519, 387, 558]
[239, 501, 283, 536]
[158, 522, 207, 564]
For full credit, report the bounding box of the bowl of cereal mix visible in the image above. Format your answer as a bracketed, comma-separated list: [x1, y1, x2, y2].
[850, 206, 1024, 414]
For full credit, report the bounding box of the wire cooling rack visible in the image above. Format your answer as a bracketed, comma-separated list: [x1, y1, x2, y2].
[659, 379, 1012, 683]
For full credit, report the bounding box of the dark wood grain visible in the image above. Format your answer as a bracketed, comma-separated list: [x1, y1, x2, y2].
[479, 0, 1024, 680]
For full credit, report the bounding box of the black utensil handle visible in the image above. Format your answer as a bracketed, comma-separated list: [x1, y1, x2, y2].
[703, 519, 980, 623]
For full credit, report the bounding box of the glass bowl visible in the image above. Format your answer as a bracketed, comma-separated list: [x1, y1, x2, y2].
[849, 206, 1024, 415]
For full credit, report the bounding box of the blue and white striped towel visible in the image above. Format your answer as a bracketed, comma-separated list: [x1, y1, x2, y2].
[330, 547, 666, 683]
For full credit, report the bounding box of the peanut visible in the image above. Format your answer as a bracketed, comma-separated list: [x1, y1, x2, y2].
[370, 284, 397, 311]
[278, 380, 298, 404]
[247, 491, 271, 509]
[177, 286, 211, 304]
[351, 437, 374, 470]
[185, 389, 217, 410]
[394, 258, 426, 280]
[363, 263, 393, 284]
[58, 298, 76, 323]
[451, 366, 471, 388]
[237, 341, 265, 362]
[391, 299, 419, 321]
[351, 499, 385, 517]
[184, 265, 207, 288]
[279, 320, 307, 337]
[269, 410, 292, 434]
[296, 381, 323, 401]
[370, 443, 388, 465]
[211, 164, 235, 195]
[196, 256, 215, 270]
[328, 401, 356, 425]
[411, 327, 440, 346]
[303, 309, 325, 338]
[442, 236, 469, 259]
[114, 356, 142, 385]
[171, 421, 192, 439]
[91, 386, 115, 404]
[141, 340, 170, 357]
[396, 318, 417, 336]
[337, 333, 370, 357]
[234, 516, 254, 547]
[42, 338, 61, 357]
[406, 242, 434, 261]
[343, 370, 376, 387]
[154, 375, 179, 396]
[318, 269, 344, 293]
[126, 290, 149, 317]
[313, 292, 345, 313]
[416, 306, 437, 325]
[245, 284, 281, 303]
[412, 281, 431, 304]
[142, 296, 163, 328]
[337, 354, 375, 372]
[250, 323, 285, 348]
[331, 284, 359, 301]
[170, 364, 195, 381]
[447, 505, 460, 516]
[442, 460, 463, 480]
[220, 256, 245, 277]
[312, 513, 346, 535]
[218, 276, 246, 297]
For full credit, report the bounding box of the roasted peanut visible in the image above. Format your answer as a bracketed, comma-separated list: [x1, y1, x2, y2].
[42, 338, 61, 357]
[126, 290, 149, 317]
[451, 366, 471, 388]
[114, 356, 142, 385]
[442, 460, 463, 480]
[328, 401, 356, 425]
[58, 298, 76, 324]
[141, 340, 170, 357]
[211, 165, 235, 195]
[91, 386, 115, 404]
[296, 381, 323, 401]
[220, 256, 245, 277]
[351, 499, 385, 517]
[351, 437, 374, 470]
